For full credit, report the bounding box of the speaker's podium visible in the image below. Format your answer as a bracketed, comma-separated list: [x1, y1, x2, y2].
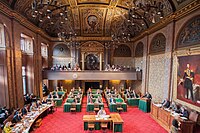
[138, 98, 151, 113]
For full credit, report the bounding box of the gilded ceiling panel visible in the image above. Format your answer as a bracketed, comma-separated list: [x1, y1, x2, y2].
[79, 6, 107, 36]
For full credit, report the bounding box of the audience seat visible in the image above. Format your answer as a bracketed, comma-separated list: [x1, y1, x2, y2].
[94, 103, 100, 112]
[101, 122, 108, 133]
[88, 122, 95, 132]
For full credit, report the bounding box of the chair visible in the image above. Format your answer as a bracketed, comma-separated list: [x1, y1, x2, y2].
[88, 122, 95, 133]
[116, 103, 123, 113]
[70, 103, 76, 113]
[101, 122, 108, 133]
[94, 103, 100, 112]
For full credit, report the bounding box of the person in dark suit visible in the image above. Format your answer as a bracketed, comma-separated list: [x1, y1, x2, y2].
[21, 105, 29, 116]
[12, 112, 22, 123]
[161, 98, 170, 108]
[142, 92, 152, 99]
[43, 84, 48, 96]
[183, 63, 194, 101]
[180, 106, 189, 118]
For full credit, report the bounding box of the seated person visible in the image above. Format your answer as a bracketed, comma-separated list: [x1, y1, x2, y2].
[12, 111, 22, 123]
[106, 89, 111, 94]
[97, 96, 102, 103]
[29, 102, 37, 111]
[87, 88, 92, 94]
[21, 105, 29, 116]
[118, 95, 122, 99]
[142, 92, 152, 99]
[161, 98, 170, 108]
[180, 106, 189, 118]
[71, 87, 75, 92]
[97, 107, 106, 116]
[96, 89, 101, 94]
[36, 100, 42, 107]
[74, 96, 80, 103]
[88, 93, 93, 99]
[48, 92, 53, 99]
[68, 92, 74, 98]
[124, 88, 129, 94]
[77, 93, 81, 99]
[42, 97, 47, 104]
[53, 92, 59, 98]
[78, 87, 82, 94]
[170, 118, 180, 133]
[110, 87, 115, 94]
[60, 85, 64, 91]
[3, 121, 12, 133]
[88, 96, 93, 103]
[110, 96, 116, 103]
[130, 90, 138, 98]
[170, 101, 178, 112]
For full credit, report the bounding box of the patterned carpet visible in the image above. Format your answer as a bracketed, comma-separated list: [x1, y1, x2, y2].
[33, 96, 168, 133]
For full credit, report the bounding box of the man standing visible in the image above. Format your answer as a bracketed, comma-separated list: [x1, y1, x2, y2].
[183, 64, 194, 101]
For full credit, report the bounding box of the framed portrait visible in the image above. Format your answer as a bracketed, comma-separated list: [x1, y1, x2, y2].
[177, 55, 200, 107]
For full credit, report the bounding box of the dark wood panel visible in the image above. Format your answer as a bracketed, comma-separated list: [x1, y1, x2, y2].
[0, 66, 7, 107]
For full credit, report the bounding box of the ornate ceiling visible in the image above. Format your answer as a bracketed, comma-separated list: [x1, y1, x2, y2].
[1, 0, 195, 38]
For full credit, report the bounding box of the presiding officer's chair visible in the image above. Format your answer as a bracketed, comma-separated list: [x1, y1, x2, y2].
[70, 103, 76, 113]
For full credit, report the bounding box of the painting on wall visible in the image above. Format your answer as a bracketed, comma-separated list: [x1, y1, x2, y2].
[177, 55, 200, 107]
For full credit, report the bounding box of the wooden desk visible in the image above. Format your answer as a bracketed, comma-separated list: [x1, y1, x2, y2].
[83, 113, 123, 133]
[151, 103, 195, 133]
[11, 104, 52, 132]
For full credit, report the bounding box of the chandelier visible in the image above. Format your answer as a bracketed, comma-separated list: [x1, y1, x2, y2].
[31, 0, 68, 24]
[128, 0, 164, 24]
[57, 31, 81, 49]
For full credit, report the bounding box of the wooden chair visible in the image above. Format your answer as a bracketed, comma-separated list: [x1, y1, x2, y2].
[116, 103, 123, 113]
[88, 122, 95, 133]
[101, 122, 108, 133]
[70, 103, 76, 113]
[94, 103, 100, 112]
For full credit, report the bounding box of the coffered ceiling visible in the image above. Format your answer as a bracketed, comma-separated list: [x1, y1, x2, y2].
[0, 0, 195, 38]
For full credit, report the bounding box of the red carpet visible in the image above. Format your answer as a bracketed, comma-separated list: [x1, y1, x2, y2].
[33, 96, 168, 133]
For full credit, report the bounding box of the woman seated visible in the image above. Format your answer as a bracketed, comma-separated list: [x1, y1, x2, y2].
[170, 118, 180, 133]
[3, 121, 12, 133]
[97, 107, 106, 116]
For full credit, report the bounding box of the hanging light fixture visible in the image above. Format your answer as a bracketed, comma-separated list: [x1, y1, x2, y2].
[31, 0, 68, 24]
[57, 31, 80, 49]
[128, 0, 164, 24]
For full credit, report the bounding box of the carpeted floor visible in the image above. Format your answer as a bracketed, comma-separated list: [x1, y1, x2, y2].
[33, 96, 168, 133]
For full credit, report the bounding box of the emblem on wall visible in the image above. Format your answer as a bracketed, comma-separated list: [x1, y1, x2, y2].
[80, 7, 106, 36]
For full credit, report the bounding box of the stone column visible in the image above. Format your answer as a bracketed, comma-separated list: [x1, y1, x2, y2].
[100, 52, 102, 71]
[82, 52, 84, 70]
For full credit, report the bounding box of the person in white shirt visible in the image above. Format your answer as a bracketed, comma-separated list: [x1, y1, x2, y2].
[97, 107, 106, 116]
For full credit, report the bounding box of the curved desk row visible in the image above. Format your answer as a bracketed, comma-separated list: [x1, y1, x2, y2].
[11, 104, 52, 133]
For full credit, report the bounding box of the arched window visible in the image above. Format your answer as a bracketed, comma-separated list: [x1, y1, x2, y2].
[41, 43, 48, 57]
[20, 34, 33, 54]
[0, 23, 5, 48]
